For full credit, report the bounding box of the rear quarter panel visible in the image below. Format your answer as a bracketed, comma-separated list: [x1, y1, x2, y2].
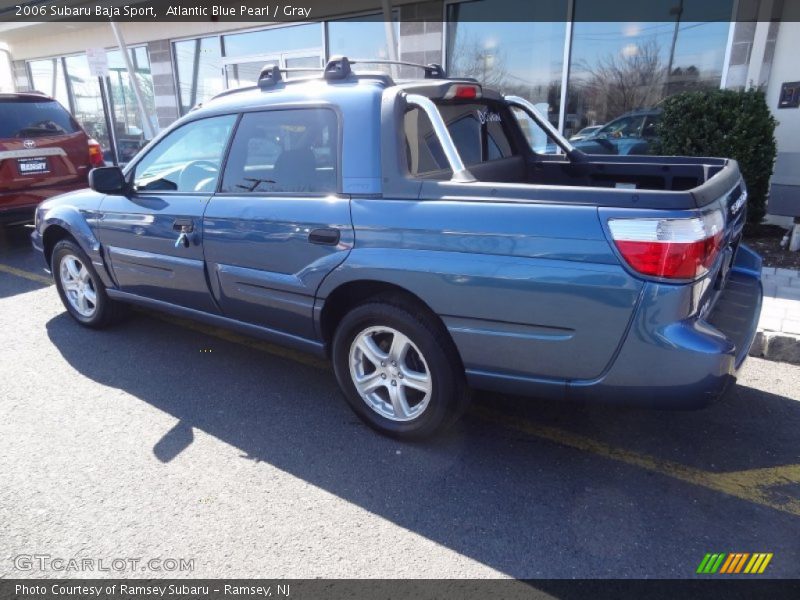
[320, 197, 644, 383]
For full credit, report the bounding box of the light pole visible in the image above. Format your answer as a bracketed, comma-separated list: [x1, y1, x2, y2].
[666, 0, 684, 93]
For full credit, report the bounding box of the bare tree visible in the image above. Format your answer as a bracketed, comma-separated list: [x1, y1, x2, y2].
[575, 40, 666, 123]
[448, 32, 509, 89]
[448, 33, 563, 123]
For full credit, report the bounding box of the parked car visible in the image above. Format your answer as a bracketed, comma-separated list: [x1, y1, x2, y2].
[32, 58, 762, 439]
[0, 92, 105, 226]
[573, 108, 661, 155]
[568, 125, 603, 142]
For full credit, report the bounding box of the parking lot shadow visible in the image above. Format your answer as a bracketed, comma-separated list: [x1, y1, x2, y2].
[45, 310, 800, 577]
[0, 224, 50, 300]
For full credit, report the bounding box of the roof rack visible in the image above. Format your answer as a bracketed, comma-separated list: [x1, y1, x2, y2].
[208, 55, 450, 102]
[257, 64, 327, 88]
[324, 56, 446, 80]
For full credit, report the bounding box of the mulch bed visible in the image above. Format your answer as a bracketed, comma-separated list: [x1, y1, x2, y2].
[743, 223, 800, 270]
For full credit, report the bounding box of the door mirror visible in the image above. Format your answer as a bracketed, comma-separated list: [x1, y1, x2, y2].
[89, 166, 127, 194]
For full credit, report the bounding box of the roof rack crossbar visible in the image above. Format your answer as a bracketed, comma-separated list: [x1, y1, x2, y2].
[323, 56, 447, 81]
[207, 55, 450, 103]
[350, 58, 446, 79]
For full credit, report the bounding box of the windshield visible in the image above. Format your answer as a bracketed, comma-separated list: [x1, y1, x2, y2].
[0, 99, 81, 139]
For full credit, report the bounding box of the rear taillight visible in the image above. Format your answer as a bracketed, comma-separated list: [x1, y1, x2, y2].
[608, 210, 725, 280]
[88, 138, 105, 168]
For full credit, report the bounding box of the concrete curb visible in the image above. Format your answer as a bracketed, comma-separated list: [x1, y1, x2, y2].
[750, 330, 800, 365]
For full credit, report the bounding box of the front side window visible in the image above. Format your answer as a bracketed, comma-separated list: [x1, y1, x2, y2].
[220, 109, 338, 194]
[133, 114, 236, 193]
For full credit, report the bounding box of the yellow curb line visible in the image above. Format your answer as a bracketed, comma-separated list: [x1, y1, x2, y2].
[0, 263, 53, 286]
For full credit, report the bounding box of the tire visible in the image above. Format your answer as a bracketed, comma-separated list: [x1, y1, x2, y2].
[332, 296, 470, 439]
[51, 239, 122, 328]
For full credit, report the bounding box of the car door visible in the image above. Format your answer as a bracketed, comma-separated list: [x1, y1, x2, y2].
[202, 107, 353, 340]
[96, 114, 237, 313]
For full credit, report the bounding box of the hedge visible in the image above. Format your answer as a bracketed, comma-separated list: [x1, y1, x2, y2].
[655, 89, 778, 224]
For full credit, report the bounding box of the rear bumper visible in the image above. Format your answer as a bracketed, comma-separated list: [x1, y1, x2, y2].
[570, 244, 762, 408]
[468, 245, 763, 408]
[0, 182, 87, 224]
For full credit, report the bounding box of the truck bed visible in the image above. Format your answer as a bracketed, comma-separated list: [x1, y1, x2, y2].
[419, 154, 741, 211]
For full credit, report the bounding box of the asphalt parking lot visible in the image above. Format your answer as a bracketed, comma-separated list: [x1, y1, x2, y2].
[1, 223, 799, 579]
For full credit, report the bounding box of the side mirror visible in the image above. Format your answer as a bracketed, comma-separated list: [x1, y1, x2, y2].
[88, 166, 127, 194]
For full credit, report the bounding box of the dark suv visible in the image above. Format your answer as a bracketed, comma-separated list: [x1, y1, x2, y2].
[0, 92, 105, 226]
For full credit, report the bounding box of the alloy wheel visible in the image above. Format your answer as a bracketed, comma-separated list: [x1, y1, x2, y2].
[59, 254, 98, 318]
[348, 325, 433, 422]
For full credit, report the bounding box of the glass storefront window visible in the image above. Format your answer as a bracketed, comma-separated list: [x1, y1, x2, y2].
[223, 23, 323, 58]
[30, 48, 155, 164]
[222, 24, 324, 89]
[327, 15, 398, 62]
[28, 57, 70, 108]
[566, 3, 733, 152]
[106, 47, 156, 162]
[446, 0, 568, 126]
[174, 36, 223, 114]
[63, 54, 108, 152]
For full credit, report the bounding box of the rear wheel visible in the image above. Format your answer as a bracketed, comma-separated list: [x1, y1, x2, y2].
[332, 297, 469, 439]
[52, 239, 122, 328]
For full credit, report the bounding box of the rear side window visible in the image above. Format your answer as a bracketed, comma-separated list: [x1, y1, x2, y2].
[404, 101, 514, 176]
[0, 99, 81, 138]
[220, 108, 338, 194]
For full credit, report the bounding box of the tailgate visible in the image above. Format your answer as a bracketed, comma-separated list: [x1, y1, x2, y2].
[698, 164, 762, 366]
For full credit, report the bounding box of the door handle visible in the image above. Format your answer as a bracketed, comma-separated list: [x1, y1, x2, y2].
[175, 232, 190, 248]
[173, 219, 194, 233]
[308, 228, 340, 246]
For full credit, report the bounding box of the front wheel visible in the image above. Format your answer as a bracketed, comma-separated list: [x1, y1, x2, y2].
[332, 298, 469, 439]
[52, 239, 122, 328]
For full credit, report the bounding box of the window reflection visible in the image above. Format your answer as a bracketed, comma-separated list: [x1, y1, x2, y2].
[64, 54, 108, 151]
[106, 48, 155, 162]
[446, 0, 568, 126]
[28, 58, 70, 108]
[566, 10, 731, 154]
[222, 24, 324, 88]
[328, 14, 399, 68]
[28, 49, 154, 164]
[174, 36, 223, 114]
[223, 23, 323, 58]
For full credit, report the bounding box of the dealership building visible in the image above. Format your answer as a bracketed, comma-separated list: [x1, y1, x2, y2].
[0, 0, 798, 219]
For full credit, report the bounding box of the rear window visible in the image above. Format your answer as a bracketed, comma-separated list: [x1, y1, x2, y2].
[0, 99, 81, 139]
[404, 101, 515, 176]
